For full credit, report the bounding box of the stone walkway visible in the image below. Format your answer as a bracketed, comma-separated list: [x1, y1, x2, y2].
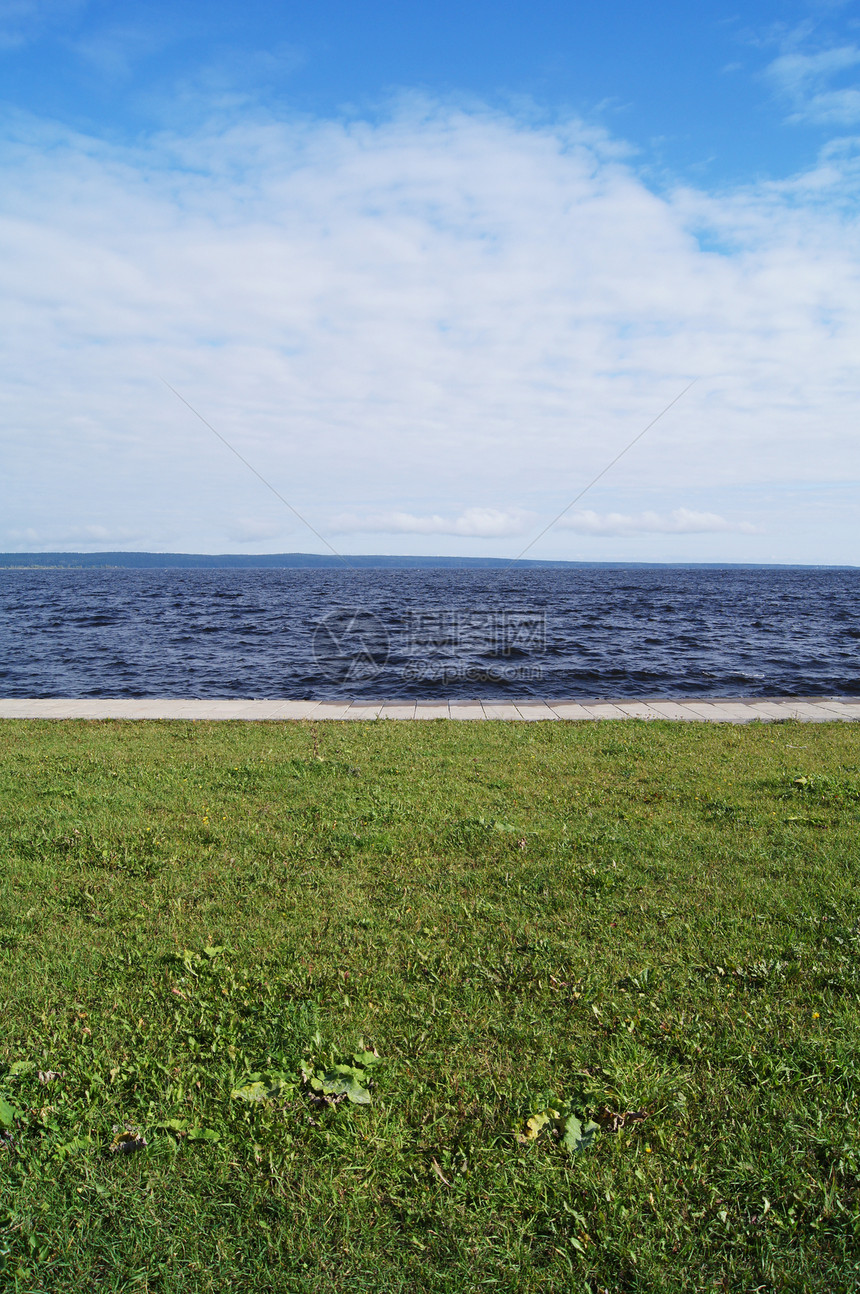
[1, 698, 859, 722]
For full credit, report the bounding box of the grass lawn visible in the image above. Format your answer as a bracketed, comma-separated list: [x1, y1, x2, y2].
[1, 716, 859, 1292]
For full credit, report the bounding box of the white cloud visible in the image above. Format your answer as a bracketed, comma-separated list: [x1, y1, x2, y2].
[224, 518, 290, 543]
[0, 100, 859, 561]
[556, 508, 763, 536]
[70, 24, 174, 79]
[0, 0, 83, 49]
[331, 508, 533, 538]
[4, 523, 144, 548]
[766, 41, 860, 124]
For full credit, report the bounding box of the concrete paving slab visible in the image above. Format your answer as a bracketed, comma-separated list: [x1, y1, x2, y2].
[263, 702, 322, 720]
[221, 701, 283, 717]
[808, 700, 860, 720]
[643, 701, 703, 721]
[741, 700, 796, 716]
[175, 705, 249, 719]
[119, 704, 200, 719]
[341, 703, 384, 721]
[5, 699, 187, 719]
[788, 704, 849, 721]
[547, 702, 593, 720]
[448, 703, 486, 720]
[579, 702, 634, 720]
[613, 702, 661, 719]
[745, 701, 831, 722]
[189, 714, 232, 723]
[176, 702, 268, 720]
[46, 704, 124, 719]
[790, 701, 854, 721]
[514, 702, 560, 720]
[197, 701, 293, 719]
[3, 697, 859, 723]
[96, 701, 154, 716]
[482, 703, 524, 719]
[311, 702, 355, 720]
[681, 701, 753, 723]
[378, 703, 417, 720]
[692, 701, 761, 719]
[0, 700, 80, 717]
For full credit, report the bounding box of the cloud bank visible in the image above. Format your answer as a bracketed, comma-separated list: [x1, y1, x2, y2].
[557, 508, 763, 536]
[331, 508, 532, 538]
[0, 97, 859, 561]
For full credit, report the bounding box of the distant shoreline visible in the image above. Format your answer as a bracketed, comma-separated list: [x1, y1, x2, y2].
[1, 551, 856, 571]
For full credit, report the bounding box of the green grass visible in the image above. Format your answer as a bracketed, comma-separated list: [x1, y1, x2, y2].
[1, 716, 859, 1292]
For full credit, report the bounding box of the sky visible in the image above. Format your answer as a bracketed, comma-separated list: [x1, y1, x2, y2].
[1, 0, 859, 563]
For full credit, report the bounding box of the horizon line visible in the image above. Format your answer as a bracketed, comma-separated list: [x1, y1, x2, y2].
[0, 551, 857, 572]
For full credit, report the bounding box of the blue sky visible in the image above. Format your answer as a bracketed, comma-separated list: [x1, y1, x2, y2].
[1, 0, 852, 182]
[3, 1, 853, 187]
[2, 0, 860, 561]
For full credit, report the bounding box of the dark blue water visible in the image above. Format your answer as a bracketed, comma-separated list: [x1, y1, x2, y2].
[1, 566, 858, 699]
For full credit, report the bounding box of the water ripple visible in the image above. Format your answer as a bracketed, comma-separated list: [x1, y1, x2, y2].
[0, 566, 858, 699]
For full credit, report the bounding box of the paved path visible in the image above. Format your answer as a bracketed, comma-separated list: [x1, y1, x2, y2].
[1, 698, 859, 722]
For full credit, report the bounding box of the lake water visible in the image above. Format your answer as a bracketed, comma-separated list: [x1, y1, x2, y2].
[1, 565, 858, 699]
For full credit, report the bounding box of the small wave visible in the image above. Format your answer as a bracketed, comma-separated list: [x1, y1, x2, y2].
[2, 566, 859, 699]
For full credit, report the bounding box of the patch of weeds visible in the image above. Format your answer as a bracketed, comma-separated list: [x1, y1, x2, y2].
[784, 773, 860, 806]
[516, 1102, 600, 1153]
